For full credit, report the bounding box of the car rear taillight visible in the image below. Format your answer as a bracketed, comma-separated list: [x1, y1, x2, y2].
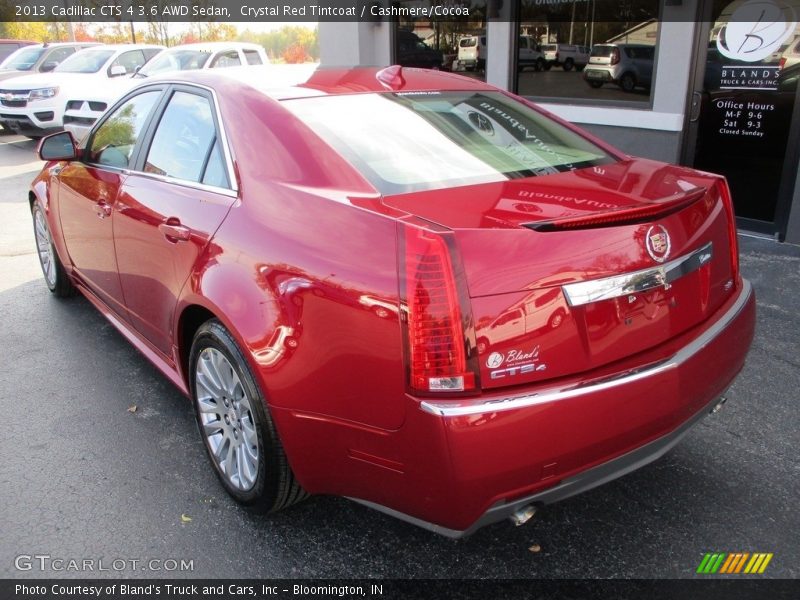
[402, 226, 476, 393]
[717, 179, 740, 283]
[779, 56, 786, 69]
[611, 48, 620, 65]
[555, 51, 560, 61]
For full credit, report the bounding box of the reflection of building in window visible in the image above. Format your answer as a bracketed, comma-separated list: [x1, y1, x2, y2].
[392, 0, 487, 79]
[517, 0, 659, 103]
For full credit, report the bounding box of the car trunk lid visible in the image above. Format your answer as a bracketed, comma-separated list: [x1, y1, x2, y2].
[383, 159, 738, 391]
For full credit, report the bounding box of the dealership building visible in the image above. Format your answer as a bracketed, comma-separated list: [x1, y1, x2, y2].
[319, 0, 800, 242]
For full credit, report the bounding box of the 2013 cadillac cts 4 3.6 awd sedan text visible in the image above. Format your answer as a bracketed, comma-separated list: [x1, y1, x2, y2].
[30, 66, 755, 537]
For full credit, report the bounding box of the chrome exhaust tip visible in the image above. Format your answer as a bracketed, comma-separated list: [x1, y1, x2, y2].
[509, 504, 537, 527]
[710, 396, 728, 414]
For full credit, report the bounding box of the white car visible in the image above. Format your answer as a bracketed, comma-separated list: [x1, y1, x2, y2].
[0, 42, 100, 83]
[457, 35, 487, 71]
[541, 44, 591, 71]
[0, 44, 162, 138]
[63, 42, 269, 141]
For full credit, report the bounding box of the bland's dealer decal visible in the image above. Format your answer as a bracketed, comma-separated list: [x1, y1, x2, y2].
[487, 347, 547, 379]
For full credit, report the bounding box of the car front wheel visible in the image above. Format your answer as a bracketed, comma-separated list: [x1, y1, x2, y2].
[190, 319, 307, 512]
[563, 58, 574, 71]
[32, 200, 75, 297]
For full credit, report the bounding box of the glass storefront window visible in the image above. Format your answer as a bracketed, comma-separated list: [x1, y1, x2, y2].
[393, 0, 487, 81]
[515, 0, 660, 104]
[691, 0, 799, 230]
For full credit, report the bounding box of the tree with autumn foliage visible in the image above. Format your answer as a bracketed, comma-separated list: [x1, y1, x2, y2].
[282, 44, 311, 64]
[0, 22, 70, 43]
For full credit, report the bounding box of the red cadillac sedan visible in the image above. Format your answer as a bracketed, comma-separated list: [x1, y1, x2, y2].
[30, 65, 755, 537]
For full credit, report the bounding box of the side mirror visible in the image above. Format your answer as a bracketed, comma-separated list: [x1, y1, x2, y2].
[40, 61, 58, 72]
[109, 65, 127, 77]
[38, 131, 78, 161]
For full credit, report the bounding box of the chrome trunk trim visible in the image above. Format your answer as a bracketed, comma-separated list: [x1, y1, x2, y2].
[561, 242, 713, 307]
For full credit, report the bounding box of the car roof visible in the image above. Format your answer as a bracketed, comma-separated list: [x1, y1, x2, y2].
[163, 42, 264, 51]
[93, 43, 164, 51]
[144, 65, 496, 101]
[41, 42, 101, 47]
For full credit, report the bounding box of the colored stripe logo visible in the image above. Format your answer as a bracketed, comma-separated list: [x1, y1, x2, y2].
[697, 552, 773, 574]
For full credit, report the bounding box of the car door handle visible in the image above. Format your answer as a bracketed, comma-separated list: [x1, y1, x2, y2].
[158, 220, 191, 242]
[95, 200, 113, 219]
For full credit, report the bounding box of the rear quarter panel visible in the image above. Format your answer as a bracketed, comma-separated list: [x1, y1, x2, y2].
[181, 84, 408, 431]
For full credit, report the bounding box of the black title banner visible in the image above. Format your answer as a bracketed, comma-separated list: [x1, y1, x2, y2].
[5, 0, 481, 23]
[0, 0, 677, 23]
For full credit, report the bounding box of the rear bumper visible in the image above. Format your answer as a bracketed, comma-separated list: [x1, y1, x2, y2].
[364, 279, 754, 535]
[275, 279, 755, 536]
[584, 68, 615, 82]
[353, 391, 728, 538]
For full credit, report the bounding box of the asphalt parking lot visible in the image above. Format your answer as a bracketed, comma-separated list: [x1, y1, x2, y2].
[0, 132, 798, 579]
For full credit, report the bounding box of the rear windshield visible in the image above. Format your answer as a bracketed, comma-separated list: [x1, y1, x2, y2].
[0, 47, 44, 71]
[542, 45, 558, 52]
[591, 46, 616, 57]
[283, 91, 615, 195]
[55, 49, 114, 73]
[460, 38, 477, 48]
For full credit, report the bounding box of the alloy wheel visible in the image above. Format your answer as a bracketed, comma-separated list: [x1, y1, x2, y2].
[34, 208, 56, 288]
[195, 347, 260, 491]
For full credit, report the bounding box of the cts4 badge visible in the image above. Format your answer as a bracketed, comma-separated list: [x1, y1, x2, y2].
[646, 225, 671, 263]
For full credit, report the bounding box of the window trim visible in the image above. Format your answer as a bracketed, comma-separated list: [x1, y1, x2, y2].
[136, 86, 231, 191]
[83, 87, 166, 174]
[82, 82, 238, 197]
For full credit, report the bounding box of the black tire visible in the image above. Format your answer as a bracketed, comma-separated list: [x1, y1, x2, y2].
[535, 58, 545, 72]
[548, 310, 566, 329]
[189, 319, 307, 513]
[31, 200, 76, 297]
[563, 58, 574, 71]
[543, 63, 552, 71]
[587, 81, 603, 88]
[620, 73, 636, 92]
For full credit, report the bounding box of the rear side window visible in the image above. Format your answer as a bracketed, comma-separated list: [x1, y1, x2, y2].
[41, 47, 75, 69]
[460, 38, 476, 48]
[89, 91, 161, 168]
[144, 91, 227, 187]
[284, 91, 614, 195]
[211, 51, 241, 68]
[243, 49, 263, 65]
[110, 50, 147, 75]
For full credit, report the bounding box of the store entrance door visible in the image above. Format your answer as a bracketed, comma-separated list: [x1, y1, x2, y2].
[682, 0, 800, 239]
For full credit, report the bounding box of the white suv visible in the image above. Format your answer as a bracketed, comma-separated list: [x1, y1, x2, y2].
[63, 42, 269, 141]
[541, 44, 590, 71]
[0, 42, 100, 83]
[0, 44, 162, 138]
